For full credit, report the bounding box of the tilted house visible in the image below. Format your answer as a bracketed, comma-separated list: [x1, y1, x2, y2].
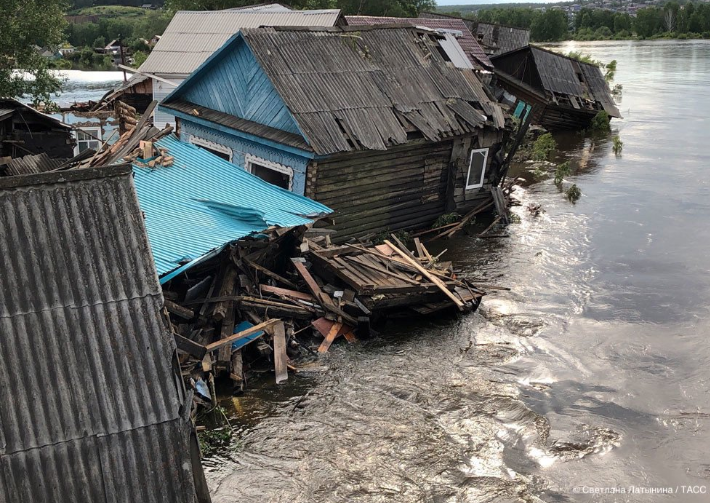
[159, 26, 506, 239]
[491, 46, 620, 130]
[136, 7, 342, 127]
[344, 15, 493, 70]
[417, 13, 530, 56]
[0, 98, 74, 160]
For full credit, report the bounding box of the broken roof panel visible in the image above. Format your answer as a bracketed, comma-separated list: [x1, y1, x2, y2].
[471, 22, 530, 56]
[138, 8, 341, 76]
[0, 165, 201, 503]
[131, 135, 331, 278]
[1, 152, 65, 176]
[345, 15, 492, 68]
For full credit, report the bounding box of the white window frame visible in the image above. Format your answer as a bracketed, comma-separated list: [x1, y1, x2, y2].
[189, 135, 233, 162]
[75, 127, 102, 155]
[465, 148, 489, 190]
[244, 154, 293, 191]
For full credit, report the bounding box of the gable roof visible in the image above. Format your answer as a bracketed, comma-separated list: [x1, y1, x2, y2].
[131, 135, 331, 279]
[492, 45, 620, 117]
[138, 8, 342, 76]
[344, 15, 492, 69]
[0, 98, 70, 129]
[163, 26, 504, 156]
[0, 165, 200, 502]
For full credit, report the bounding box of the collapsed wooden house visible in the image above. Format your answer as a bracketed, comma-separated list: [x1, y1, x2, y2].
[344, 15, 493, 70]
[491, 46, 621, 130]
[0, 98, 74, 160]
[416, 12, 530, 56]
[159, 25, 507, 241]
[0, 165, 210, 503]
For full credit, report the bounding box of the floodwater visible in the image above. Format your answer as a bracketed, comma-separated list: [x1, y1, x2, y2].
[49, 70, 128, 106]
[201, 40, 710, 502]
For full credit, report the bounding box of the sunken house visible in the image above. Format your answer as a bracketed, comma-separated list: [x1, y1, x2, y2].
[0, 98, 74, 160]
[158, 26, 507, 240]
[490, 45, 620, 130]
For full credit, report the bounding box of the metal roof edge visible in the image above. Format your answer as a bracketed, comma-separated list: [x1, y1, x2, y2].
[0, 164, 132, 190]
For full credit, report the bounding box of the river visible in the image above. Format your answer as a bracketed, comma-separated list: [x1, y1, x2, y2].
[193, 39, 710, 502]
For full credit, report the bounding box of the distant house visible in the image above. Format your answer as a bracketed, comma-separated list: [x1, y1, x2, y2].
[136, 7, 342, 128]
[0, 98, 74, 160]
[159, 26, 506, 239]
[345, 15, 492, 70]
[491, 46, 620, 130]
[104, 39, 122, 55]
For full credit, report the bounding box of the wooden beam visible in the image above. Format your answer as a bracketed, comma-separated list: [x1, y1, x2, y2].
[318, 322, 342, 353]
[205, 319, 279, 353]
[164, 299, 194, 320]
[173, 333, 207, 359]
[271, 322, 288, 384]
[259, 284, 314, 301]
[384, 240, 464, 311]
[244, 258, 298, 290]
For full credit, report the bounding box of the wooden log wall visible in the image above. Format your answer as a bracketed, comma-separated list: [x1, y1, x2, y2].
[307, 140, 454, 241]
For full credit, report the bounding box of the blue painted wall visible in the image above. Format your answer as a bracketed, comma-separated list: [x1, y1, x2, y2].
[181, 120, 311, 196]
[176, 37, 302, 136]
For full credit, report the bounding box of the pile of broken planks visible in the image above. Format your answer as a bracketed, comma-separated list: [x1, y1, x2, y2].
[163, 228, 486, 407]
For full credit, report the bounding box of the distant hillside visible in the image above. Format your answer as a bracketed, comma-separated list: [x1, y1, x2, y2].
[69, 0, 164, 11]
[437, 2, 568, 14]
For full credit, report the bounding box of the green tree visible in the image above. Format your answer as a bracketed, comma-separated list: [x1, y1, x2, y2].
[634, 7, 662, 38]
[93, 36, 107, 48]
[133, 50, 148, 67]
[0, 0, 69, 105]
[530, 10, 568, 42]
[613, 13, 631, 34]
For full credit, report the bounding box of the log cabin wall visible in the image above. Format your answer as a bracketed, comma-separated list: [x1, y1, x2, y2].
[307, 140, 453, 240]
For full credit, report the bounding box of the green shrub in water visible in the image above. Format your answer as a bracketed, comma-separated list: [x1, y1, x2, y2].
[566, 184, 582, 202]
[554, 161, 571, 185]
[612, 135, 624, 156]
[532, 133, 557, 161]
[588, 111, 611, 133]
[432, 212, 461, 228]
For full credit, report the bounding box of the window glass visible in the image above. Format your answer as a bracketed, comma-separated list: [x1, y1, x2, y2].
[466, 148, 489, 189]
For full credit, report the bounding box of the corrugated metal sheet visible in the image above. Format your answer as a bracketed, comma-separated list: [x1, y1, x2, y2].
[2, 152, 65, 175]
[471, 22, 530, 56]
[239, 27, 501, 155]
[344, 15, 492, 68]
[138, 8, 341, 76]
[529, 46, 585, 97]
[131, 135, 331, 277]
[0, 165, 200, 503]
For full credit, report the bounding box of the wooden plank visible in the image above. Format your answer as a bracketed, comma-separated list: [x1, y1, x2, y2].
[345, 255, 419, 285]
[318, 322, 342, 353]
[205, 319, 279, 353]
[164, 300, 194, 320]
[271, 321, 288, 384]
[244, 258, 298, 290]
[173, 333, 207, 359]
[384, 240, 464, 311]
[291, 258, 326, 301]
[259, 284, 314, 301]
[413, 237, 425, 259]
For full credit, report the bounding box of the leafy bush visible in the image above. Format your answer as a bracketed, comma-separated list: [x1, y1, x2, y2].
[554, 161, 571, 185]
[566, 184, 582, 202]
[432, 212, 461, 228]
[532, 133, 557, 161]
[612, 135, 624, 156]
[588, 111, 611, 133]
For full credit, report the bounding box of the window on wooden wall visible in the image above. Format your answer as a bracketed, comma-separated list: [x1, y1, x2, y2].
[75, 127, 101, 154]
[465, 148, 489, 190]
[245, 154, 292, 191]
[190, 136, 232, 162]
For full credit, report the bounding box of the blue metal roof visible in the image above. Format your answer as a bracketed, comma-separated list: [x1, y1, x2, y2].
[131, 135, 331, 280]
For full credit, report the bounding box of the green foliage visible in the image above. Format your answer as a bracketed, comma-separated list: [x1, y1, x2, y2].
[566, 184, 582, 203]
[66, 10, 171, 47]
[133, 50, 148, 67]
[532, 165, 546, 181]
[567, 51, 600, 65]
[198, 427, 232, 457]
[554, 161, 571, 185]
[532, 133, 557, 161]
[612, 135, 624, 156]
[373, 230, 412, 246]
[604, 60, 617, 82]
[530, 9, 568, 42]
[432, 212, 461, 228]
[0, 0, 69, 105]
[165, 0, 435, 16]
[92, 36, 106, 48]
[588, 111, 611, 133]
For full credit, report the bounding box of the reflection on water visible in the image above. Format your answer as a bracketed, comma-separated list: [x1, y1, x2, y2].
[51, 70, 128, 106]
[206, 40, 710, 502]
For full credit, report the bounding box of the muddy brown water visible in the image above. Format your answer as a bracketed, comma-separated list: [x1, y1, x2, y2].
[204, 40, 710, 502]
